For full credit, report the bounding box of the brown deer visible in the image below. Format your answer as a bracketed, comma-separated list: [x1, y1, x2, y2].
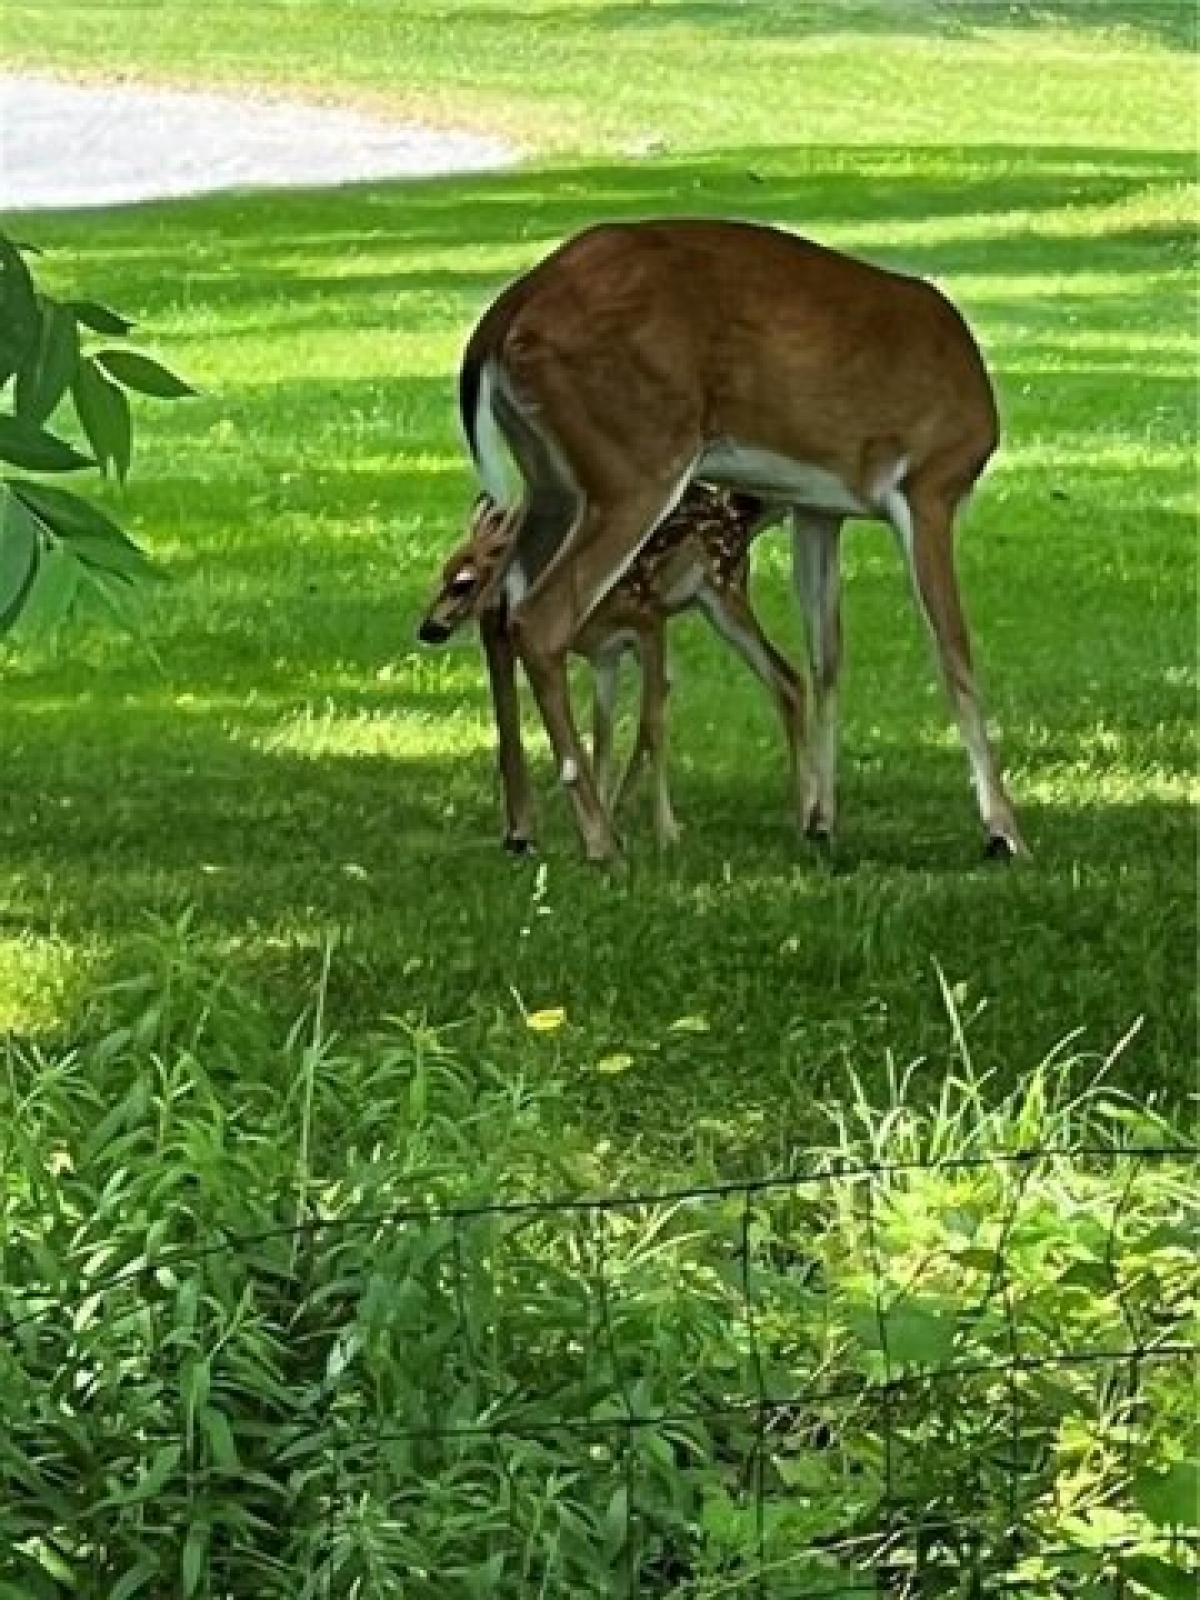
[418, 484, 799, 850]
[457, 218, 1027, 863]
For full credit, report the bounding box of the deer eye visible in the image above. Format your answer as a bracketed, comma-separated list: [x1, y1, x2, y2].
[449, 569, 477, 596]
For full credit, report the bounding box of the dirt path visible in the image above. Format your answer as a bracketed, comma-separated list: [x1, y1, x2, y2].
[0, 73, 515, 210]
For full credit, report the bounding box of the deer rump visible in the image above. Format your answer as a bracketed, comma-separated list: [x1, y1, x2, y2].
[457, 217, 998, 598]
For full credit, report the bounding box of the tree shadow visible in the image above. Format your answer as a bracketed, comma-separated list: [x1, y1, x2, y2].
[585, 0, 1197, 51]
[44, 142, 1194, 298]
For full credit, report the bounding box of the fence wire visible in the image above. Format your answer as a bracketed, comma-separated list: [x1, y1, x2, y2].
[2, 1141, 1197, 1597]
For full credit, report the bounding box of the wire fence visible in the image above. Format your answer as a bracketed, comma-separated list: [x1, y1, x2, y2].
[3, 1140, 1198, 1596]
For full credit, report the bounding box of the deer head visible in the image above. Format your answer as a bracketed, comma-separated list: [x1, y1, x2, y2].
[417, 497, 519, 645]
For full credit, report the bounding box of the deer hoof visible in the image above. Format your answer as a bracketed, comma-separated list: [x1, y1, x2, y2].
[583, 833, 625, 868]
[503, 833, 536, 856]
[984, 831, 1028, 862]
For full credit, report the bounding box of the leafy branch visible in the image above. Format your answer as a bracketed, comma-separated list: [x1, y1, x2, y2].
[0, 230, 194, 641]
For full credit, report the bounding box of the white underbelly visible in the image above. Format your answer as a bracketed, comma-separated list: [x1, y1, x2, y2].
[699, 441, 868, 515]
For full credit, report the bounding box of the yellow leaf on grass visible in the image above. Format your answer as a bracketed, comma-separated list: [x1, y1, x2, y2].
[595, 1052, 634, 1075]
[526, 1007, 566, 1033]
[668, 1015, 710, 1035]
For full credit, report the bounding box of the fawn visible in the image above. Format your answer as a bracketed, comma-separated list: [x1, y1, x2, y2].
[418, 483, 804, 850]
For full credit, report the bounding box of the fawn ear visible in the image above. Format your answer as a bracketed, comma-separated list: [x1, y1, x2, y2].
[472, 503, 525, 613]
[474, 553, 513, 613]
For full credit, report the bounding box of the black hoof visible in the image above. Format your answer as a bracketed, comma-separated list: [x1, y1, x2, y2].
[984, 833, 1016, 861]
[503, 834, 535, 857]
[806, 824, 833, 852]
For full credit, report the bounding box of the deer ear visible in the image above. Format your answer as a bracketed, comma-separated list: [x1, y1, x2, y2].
[475, 554, 513, 613]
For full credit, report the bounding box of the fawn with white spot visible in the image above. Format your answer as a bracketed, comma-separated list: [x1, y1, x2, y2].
[419, 483, 801, 850]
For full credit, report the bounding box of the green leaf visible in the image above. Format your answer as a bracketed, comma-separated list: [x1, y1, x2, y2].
[1059, 1260, 1110, 1290]
[467, 1553, 506, 1597]
[77, 563, 150, 637]
[110, 1557, 161, 1600]
[11, 482, 160, 584]
[775, 1453, 832, 1492]
[0, 486, 42, 633]
[71, 531, 161, 584]
[8, 478, 131, 546]
[0, 235, 40, 386]
[883, 1303, 956, 1368]
[201, 1404, 240, 1470]
[69, 298, 135, 337]
[1123, 1555, 1197, 1599]
[955, 1248, 999, 1273]
[182, 1520, 210, 1598]
[95, 346, 196, 399]
[0, 416, 92, 473]
[81, 1077, 150, 1163]
[15, 300, 80, 426]
[602, 1485, 629, 1562]
[1135, 1459, 1200, 1529]
[9, 540, 82, 640]
[184, 1356, 212, 1425]
[103, 1442, 181, 1507]
[28, 1546, 76, 1587]
[72, 356, 132, 481]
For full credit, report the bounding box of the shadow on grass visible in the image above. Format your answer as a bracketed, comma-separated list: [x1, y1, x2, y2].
[320, 1, 1196, 52]
[48, 143, 1195, 302]
[583, 0, 1197, 52]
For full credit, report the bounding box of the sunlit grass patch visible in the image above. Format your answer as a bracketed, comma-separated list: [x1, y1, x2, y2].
[0, 936, 102, 1037]
[252, 703, 495, 761]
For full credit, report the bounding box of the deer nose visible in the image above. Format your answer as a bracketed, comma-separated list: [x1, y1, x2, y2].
[418, 617, 452, 645]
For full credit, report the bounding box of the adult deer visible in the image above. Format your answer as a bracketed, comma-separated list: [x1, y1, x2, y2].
[458, 218, 1027, 863]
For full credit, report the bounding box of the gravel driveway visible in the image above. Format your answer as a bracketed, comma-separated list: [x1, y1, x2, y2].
[0, 73, 515, 210]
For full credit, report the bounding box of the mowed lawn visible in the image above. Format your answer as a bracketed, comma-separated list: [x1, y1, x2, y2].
[2, 1, 1196, 1166]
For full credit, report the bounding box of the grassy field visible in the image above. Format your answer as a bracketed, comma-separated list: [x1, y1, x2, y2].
[2, 0, 1196, 1173]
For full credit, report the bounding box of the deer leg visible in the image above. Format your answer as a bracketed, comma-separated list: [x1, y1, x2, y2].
[887, 481, 1028, 859]
[478, 607, 535, 853]
[696, 584, 809, 824]
[591, 648, 621, 805]
[791, 512, 844, 841]
[610, 647, 651, 819]
[511, 479, 695, 862]
[613, 624, 679, 848]
[611, 722, 648, 817]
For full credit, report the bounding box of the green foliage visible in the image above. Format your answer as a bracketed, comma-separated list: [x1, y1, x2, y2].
[0, 231, 191, 641]
[0, 938, 1194, 1597]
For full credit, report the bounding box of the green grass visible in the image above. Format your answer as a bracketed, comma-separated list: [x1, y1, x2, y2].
[2, 0, 1197, 1171]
